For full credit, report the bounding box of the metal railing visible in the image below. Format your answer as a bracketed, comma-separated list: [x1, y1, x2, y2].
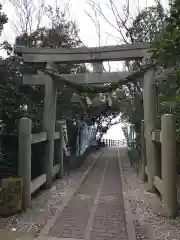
[101, 139, 126, 146]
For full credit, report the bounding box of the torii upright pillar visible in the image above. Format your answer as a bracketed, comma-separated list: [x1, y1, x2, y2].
[143, 67, 159, 192]
[43, 63, 57, 189]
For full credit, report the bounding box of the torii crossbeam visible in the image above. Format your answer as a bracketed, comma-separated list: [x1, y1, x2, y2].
[15, 42, 157, 194]
[15, 43, 150, 63]
[22, 71, 136, 85]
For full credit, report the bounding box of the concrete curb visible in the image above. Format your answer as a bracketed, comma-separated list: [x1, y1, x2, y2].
[117, 147, 137, 240]
[36, 150, 103, 240]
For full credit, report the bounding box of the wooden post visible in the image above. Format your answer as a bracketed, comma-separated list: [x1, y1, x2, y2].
[43, 63, 57, 189]
[140, 120, 147, 181]
[56, 121, 64, 178]
[161, 114, 177, 217]
[143, 67, 159, 192]
[18, 118, 32, 209]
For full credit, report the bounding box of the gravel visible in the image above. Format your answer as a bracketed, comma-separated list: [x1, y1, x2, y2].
[119, 147, 180, 240]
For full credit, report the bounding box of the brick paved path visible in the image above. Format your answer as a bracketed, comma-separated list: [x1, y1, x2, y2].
[48, 148, 129, 240]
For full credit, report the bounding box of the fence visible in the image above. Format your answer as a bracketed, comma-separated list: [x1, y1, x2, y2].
[18, 117, 99, 210]
[101, 139, 126, 146]
[141, 114, 177, 217]
[18, 118, 65, 209]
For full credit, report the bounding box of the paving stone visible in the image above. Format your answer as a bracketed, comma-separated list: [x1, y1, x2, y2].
[48, 148, 129, 240]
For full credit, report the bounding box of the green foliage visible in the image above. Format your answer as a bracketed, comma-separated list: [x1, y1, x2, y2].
[0, 5, 122, 140]
[2, 0, 179, 144]
[121, 0, 179, 142]
[15, 6, 81, 49]
[117, 2, 180, 163]
[127, 3, 166, 43]
[152, 0, 180, 66]
[152, 0, 180, 138]
[2, 6, 86, 130]
[119, 3, 167, 138]
[120, 1, 180, 143]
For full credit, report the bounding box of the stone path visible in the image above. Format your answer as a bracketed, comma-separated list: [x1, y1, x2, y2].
[37, 148, 131, 240]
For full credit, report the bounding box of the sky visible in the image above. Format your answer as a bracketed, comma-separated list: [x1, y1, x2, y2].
[1, 0, 169, 46]
[1, 0, 169, 140]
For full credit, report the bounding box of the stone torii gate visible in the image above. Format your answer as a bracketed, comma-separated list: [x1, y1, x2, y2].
[15, 43, 161, 202]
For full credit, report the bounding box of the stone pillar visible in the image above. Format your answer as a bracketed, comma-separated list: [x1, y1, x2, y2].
[143, 67, 159, 192]
[43, 63, 57, 189]
[161, 114, 177, 217]
[140, 120, 147, 181]
[56, 121, 64, 179]
[18, 118, 32, 209]
[93, 62, 103, 72]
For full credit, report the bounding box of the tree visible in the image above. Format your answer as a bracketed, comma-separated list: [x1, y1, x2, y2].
[85, 1, 174, 156]
[2, 3, 119, 141]
[122, 3, 167, 132]
[152, 0, 180, 68]
[7, 0, 45, 35]
[0, 3, 8, 51]
[127, 3, 166, 43]
[0, 4, 85, 133]
[0, 4, 7, 34]
[152, 0, 180, 138]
